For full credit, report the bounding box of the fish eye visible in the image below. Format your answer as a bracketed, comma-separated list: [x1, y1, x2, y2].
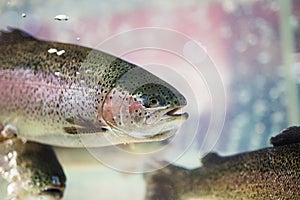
[146, 95, 165, 108]
[150, 98, 159, 106]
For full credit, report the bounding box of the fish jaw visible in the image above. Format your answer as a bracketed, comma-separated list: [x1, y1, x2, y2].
[6, 185, 64, 200]
[144, 106, 189, 125]
[39, 186, 65, 200]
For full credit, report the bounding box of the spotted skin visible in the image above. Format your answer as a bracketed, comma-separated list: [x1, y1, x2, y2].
[270, 126, 300, 147]
[144, 127, 300, 200]
[0, 137, 66, 199]
[0, 28, 188, 147]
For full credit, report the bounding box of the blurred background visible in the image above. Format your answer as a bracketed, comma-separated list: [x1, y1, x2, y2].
[1, 0, 300, 199]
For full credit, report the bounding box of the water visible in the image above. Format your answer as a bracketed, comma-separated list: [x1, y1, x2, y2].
[0, 0, 299, 199]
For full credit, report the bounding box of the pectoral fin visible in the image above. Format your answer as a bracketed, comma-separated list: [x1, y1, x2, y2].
[64, 116, 109, 134]
[63, 126, 108, 134]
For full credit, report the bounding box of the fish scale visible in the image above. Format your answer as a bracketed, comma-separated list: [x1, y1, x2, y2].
[0, 137, 66, 199]
[144, 126, 300, 200]
[0, 28, 188, 147]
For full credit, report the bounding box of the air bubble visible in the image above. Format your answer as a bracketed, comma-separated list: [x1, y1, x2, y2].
[56, 50, 65, 56]
[48, 48, 57, 54]
[54, 14, 69, 21]
[54, 71, 61, 76]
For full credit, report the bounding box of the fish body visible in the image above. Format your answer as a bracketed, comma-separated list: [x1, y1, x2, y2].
[0, 28, 188, 147]
[0, 137, 66, 200]
[144, 126, 300, 200]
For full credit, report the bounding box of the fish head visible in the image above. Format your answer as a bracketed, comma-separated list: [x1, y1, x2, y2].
[0, 139, 66, 200]
[36, 176, 65, 200]
[17, 142, 65, 200]
[102, 67, 188, 140]
[24, 154, 66, 200]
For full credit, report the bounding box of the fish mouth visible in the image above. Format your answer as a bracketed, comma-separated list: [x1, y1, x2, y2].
[165, 107, 189, 120]
[41, 187, 64, 199]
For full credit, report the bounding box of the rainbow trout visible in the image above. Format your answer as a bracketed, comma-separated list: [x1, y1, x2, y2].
[0, 28, 188, 147]
[0, 137, 66, 200]
[144, 126, 300, 200]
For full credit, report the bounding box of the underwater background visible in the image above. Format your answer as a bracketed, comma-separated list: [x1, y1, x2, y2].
[0, 0, 299, 199]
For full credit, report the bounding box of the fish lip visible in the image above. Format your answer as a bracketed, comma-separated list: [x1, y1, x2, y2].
[165, 107, 189, 120]
[40, 186, 65, 199]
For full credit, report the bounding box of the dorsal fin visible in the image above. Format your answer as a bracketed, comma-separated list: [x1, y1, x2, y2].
[0, 27, 36, 45]
[201, 152, 223, 167]
[270, 126, 300, 147]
